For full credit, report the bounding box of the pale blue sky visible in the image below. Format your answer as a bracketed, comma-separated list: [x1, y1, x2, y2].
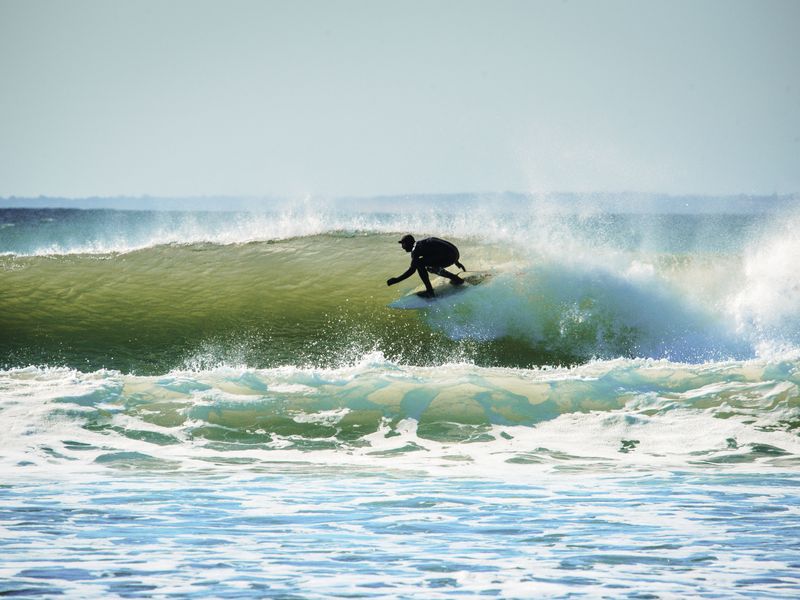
[1, 0, 798, 198]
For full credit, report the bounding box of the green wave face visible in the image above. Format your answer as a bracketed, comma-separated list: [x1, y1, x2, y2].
[1, 234, 537, 372]
[3, 208, 799, 372]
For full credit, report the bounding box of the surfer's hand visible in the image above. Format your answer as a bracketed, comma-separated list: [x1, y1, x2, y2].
[387, 278, 398, 286]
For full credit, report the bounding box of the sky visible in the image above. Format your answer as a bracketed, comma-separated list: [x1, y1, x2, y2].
[1, 0, 798, 199]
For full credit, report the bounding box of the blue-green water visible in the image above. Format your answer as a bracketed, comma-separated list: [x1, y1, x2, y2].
[3, 472, 800, 598]
[1, 200, 800, 597]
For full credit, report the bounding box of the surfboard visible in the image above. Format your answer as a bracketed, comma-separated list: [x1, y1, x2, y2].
[388, 271, 492, 310]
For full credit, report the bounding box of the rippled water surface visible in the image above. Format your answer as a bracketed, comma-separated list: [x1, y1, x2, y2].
[2, 470, 799, 598]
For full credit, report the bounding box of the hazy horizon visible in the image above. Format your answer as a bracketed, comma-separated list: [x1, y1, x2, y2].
[2, 191, 797, 216]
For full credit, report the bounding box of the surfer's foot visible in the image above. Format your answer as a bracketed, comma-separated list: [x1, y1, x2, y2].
[450, 276, 465, 286]
[416, 290, 435, 298]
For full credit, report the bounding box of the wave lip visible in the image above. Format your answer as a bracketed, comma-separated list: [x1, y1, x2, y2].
[3, 199, 791, 256]
[1, 205, 533, 257]
[0, 208, 369, 256]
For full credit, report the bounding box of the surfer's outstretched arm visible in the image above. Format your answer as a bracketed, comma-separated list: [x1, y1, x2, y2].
[386, 261, 417, 286]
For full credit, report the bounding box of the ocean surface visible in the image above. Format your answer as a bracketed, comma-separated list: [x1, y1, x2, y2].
[2, 198, 800, 597]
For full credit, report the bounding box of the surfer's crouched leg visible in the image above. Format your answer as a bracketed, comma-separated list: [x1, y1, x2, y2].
[417, 264, 435, 297]
[434, 267, 464, 286]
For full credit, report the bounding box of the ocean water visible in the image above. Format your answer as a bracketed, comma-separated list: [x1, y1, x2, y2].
[2, 198, 800, 597]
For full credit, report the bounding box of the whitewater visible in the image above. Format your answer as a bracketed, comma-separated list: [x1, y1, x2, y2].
[1, 197, 800, 598]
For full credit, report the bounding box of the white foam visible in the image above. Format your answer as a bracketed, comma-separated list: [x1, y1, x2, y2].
[2, 353, 799, 478]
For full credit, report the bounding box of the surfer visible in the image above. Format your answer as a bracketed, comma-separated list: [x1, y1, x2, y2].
[386, 234, 466, 298]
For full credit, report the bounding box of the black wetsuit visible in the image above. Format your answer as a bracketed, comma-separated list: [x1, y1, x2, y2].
[389, 237, 465, 295]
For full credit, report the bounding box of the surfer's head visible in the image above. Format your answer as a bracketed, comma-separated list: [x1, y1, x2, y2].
[399, 234, 415, 252]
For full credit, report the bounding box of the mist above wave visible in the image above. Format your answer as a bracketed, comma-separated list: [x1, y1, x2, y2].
[1, 193, 796, 256]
